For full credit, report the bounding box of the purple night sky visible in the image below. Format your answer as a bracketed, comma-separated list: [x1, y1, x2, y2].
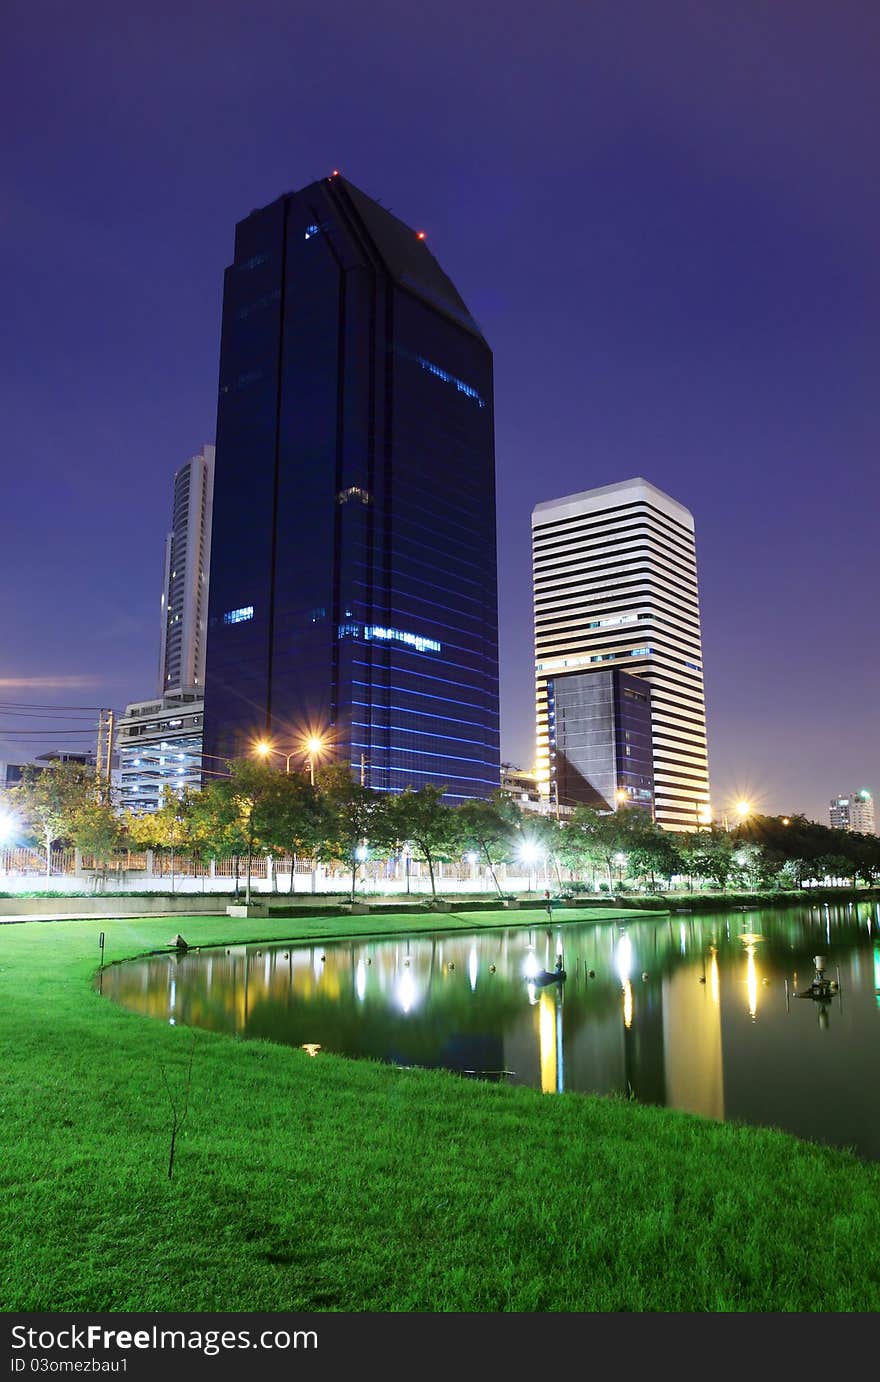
[2, 1, 877, 824]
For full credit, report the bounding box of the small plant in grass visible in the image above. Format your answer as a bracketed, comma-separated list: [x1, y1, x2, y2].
[160, 1033, 196, 1180]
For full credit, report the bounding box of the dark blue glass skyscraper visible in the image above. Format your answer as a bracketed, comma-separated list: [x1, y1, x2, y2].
[203, 174, 500, 800]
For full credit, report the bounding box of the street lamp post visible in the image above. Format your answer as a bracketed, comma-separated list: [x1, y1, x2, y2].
[519, 840, 541, 895]
[255, 734, 326, 783]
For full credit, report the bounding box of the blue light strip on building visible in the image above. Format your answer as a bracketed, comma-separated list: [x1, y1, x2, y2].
[351, 678, 500, 715]
[349, 739, 493, 768]
[351, 720, 491, 749]
[338, 623, 441, 654]
[223, 605, 254, 625]
[393, 344, 487, 408]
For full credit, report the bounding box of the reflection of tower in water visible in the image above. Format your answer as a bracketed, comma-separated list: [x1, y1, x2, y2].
[616, 929, 667, 1105]
[538, 988, 565, 1094]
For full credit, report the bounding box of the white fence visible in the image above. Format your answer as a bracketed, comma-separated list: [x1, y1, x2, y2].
[0, 846, 561, 897]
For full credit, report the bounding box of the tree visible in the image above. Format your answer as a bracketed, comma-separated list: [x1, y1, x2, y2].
[677, 827, 734, 890]
[257, 772, 325, 894]
[316, 764, 393, 902]
[12, 761, 94, 878]
[456, 796, 520, 898]
[203, 760, 280, 904]
[188, 777, 250, 896]
[625, 823, 682, 890]
[729, 840, 770, 890]
[126, 791, 196, 894]
[563, 806, 650, 892]
[514, 811, 567, 891]
[70, 798, 126, 892]
[388, 785, 460, 902]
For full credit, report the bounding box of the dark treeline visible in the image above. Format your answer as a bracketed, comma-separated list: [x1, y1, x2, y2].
[4, 759, 879, 900]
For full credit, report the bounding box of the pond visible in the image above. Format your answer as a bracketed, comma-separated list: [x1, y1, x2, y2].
[101, 901, 880, 1159]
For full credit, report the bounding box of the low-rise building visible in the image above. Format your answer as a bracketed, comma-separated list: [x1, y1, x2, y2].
[117, 694, 204, 813]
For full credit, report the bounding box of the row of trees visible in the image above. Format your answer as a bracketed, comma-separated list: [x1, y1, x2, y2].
[4, 758, 880, 899]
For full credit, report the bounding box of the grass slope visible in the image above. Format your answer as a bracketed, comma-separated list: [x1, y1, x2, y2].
[2, 911, 879, 1312]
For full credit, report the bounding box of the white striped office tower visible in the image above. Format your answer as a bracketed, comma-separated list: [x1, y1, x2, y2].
[531, 478, 711, 831]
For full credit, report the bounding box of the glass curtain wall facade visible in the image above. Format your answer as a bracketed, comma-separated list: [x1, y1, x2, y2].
[547, 668, 654, 813]
[203, 175, 499, 799]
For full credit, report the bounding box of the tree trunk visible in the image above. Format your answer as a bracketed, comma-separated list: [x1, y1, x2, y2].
[45, 827, 52, 879]
[289, 851, 296, 894]
[483, 843, 504, 898]
[426, 848, 437, 900]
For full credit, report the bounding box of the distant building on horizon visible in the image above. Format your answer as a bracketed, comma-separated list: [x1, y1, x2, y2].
[158, 444, 214, 697]
[830, 789, 875, 834]
[202, 173, 499, 800]
[531, 477, 710, 831]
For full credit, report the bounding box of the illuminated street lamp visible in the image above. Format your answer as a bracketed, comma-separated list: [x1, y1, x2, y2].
[519, 839, 541, 894]
[615, 788, 628, 808]
[304, 735, 325, 787]
[735, 800, 752, 821]
[254, 732, 326, 784]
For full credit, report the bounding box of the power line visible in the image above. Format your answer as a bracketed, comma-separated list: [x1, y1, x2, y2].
[0, 729, 99, 740]
[0, 701, 110, 712]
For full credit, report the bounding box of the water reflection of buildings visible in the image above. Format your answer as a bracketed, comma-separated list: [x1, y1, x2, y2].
[662, 949, 723, 1120]
[103, 919, 760, 1127]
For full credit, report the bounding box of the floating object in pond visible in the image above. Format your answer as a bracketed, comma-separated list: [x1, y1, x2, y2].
[404, 958, 410, 966]
[170, 934, 189, 951]
[798, 954, 841, 1003]
[641, 972, 649, 981]
[320, 954, 326, 962]
[366, 957, 372, 965]
[489, 964, 496, 973]
[449, 962, 455, 970]
[529, 968, 566, 986]
[588, 969, 595, 979]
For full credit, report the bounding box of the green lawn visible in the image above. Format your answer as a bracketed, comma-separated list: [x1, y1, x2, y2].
[2, 910, 879, 1311]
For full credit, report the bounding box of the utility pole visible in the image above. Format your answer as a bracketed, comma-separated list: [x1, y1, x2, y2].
[95, 709, 104, 785]
[105, 709, 115, 787]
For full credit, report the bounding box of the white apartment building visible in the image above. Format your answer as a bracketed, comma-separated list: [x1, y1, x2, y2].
[830, 790, 876, 834]
[158, 444, 214, 696]
[531, 477, 711, 831]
